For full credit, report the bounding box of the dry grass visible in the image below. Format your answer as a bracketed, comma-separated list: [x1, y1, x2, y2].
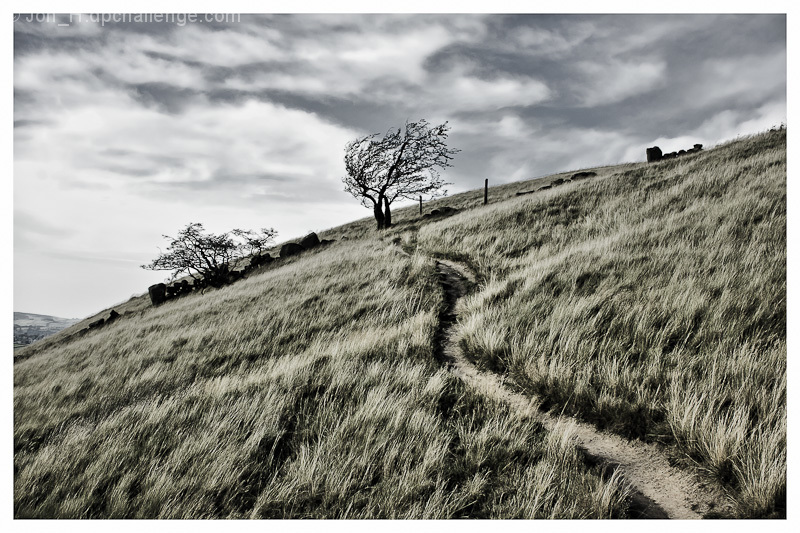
[416, 127, 786, 517]
[15, 239, 628, 518]
[16, 128, 784, 519]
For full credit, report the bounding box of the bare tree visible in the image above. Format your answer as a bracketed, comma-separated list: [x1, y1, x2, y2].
[343, 120, 459, 229]
[142, 223, 277, 288]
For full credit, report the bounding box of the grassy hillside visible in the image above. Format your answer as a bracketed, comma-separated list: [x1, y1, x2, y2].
[14, 128, 785, 518]
[14, 239, 627, 518]
[415, 127, 786, 517]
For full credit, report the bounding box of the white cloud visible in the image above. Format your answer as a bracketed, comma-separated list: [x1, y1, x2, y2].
[440, 73, 551, 111]
[591, 16, 711, 56]
[690, 51, 787, 109]
[631, 100, 787, 162]
[218, 16, 537, 114]
[450, 113, 538, 141]
[223, 21, 460, 98]
[574, 59, 666, 107]
[14, 45, 207, 94]
[501, 21, 596, 58]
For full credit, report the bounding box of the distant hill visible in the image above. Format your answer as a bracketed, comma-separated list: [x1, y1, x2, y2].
[14, 312, 80, 348]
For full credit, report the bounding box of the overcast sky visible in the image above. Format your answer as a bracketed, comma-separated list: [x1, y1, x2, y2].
[13, 13, 786, 318]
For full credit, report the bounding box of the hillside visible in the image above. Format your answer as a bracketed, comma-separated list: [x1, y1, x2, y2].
[414, 127, 786, 517]
[13, 127, 786, 518]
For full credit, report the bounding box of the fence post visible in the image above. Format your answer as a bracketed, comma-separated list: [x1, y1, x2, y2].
[419, 195, 423, 215]
[484, 179, 488, 205]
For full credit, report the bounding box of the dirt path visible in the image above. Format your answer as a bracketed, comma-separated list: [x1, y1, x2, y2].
[434, 258, 735, 519]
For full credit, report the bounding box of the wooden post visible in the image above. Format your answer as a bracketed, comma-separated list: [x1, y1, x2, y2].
[419, 195, 423, 215]
[484, 179, 488, 205]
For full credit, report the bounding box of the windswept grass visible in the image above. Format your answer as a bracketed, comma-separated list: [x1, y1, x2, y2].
[15, 238, 628, 518]
[417, 128, 786, 517]
[16, 129, 784, 519]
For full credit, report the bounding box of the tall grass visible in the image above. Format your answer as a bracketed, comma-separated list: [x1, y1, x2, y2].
[17, 129, 784, 518]
[15, 238, 628, 518]
[417, 128, 786, 517]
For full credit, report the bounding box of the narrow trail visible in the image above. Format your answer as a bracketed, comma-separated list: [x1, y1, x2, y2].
[434, 258, 735, 520]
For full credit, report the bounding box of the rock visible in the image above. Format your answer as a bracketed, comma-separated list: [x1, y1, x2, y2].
[538, 185, 552, 191]
[320, 239, 334, 245]
[250, 253, 274, 268]
[551, 178, 565, 186]
[280, 242, 305, 258]
[148, 283, 167, 306]
[108, 309, 120, 321]
[423, 206, 459, 218]
[563, 179, 572, 183]
[678, 149, 686, 156]
[425, 206, 460, 217]
[646, 146, 663, 163]
[515, 191, 534, 196]
[298, 232, 320, 249]
[88, 318, 104, 329]
[687, 143, 704, 154]
[177, 280, 190, 295]
[571, 171, 597, 180]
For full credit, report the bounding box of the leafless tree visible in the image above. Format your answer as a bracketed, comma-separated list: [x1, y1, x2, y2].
[142, 223, 277, 287]
[343, 120, 459, 229]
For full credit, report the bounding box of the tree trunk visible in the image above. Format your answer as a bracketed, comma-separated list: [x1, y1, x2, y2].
[383, 196, 392, 228]
[373, 199, 385, 229]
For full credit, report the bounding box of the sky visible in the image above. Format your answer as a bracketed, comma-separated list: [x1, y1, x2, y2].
[13, 11, 787, 319]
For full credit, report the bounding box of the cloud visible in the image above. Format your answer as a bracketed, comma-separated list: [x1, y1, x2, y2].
[627, 100, 788, 163]
[573, 59, 666, 107]
[16, 87, 361, 204]
[14, 210, 72, 248]
[219, 19, 462, 101]
[141, 22, 285, 67]
[495, 19, 597, 58]
[432, 69, 551, 112]
[691, 51, 787, 109]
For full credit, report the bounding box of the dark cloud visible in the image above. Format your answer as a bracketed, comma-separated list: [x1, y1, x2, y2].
[127, 82, 201, 113]
[14, 119, 49, 128]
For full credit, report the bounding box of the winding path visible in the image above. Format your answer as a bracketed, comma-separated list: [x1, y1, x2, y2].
[434, 258, 734, 519]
